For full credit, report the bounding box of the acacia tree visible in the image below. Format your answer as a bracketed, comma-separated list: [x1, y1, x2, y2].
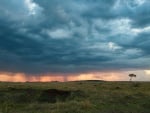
[129, 74, 136, 81]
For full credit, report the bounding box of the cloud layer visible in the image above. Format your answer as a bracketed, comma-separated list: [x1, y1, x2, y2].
[0, 0, 150, 74]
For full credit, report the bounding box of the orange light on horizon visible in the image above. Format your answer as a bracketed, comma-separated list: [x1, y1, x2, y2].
[0, 72, 65, 82]
[0, 71, 128, 82]
[0, 73, 27, 82]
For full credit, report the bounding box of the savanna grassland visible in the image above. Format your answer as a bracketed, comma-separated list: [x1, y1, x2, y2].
[0, 81, 150, 113]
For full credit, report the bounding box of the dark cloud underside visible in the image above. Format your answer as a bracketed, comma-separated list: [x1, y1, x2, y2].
[0, 0, 150, 74]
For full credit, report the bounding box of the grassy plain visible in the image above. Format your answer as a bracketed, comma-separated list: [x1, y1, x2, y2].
[0, 81, 150, 113]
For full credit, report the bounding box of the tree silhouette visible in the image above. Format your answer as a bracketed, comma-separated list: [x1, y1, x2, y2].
[129, 74, 136, 81]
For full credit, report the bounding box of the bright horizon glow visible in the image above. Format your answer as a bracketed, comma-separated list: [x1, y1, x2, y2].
[145, 70, 150, 75]
[0, 70, 150, 82]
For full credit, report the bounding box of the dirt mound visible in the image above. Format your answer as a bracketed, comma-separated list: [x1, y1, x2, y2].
[38, 89, 84, 103]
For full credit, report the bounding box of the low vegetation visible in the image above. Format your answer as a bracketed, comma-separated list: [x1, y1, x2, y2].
[0, 81, 150, 113]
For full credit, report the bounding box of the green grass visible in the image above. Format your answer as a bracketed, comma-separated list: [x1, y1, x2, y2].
[0, 81, 150, 113]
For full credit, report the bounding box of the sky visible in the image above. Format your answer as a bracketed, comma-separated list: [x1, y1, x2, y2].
[0, 0, 150, 82]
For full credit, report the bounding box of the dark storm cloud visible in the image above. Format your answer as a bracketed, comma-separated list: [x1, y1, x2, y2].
[0, 0, 150, 74]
